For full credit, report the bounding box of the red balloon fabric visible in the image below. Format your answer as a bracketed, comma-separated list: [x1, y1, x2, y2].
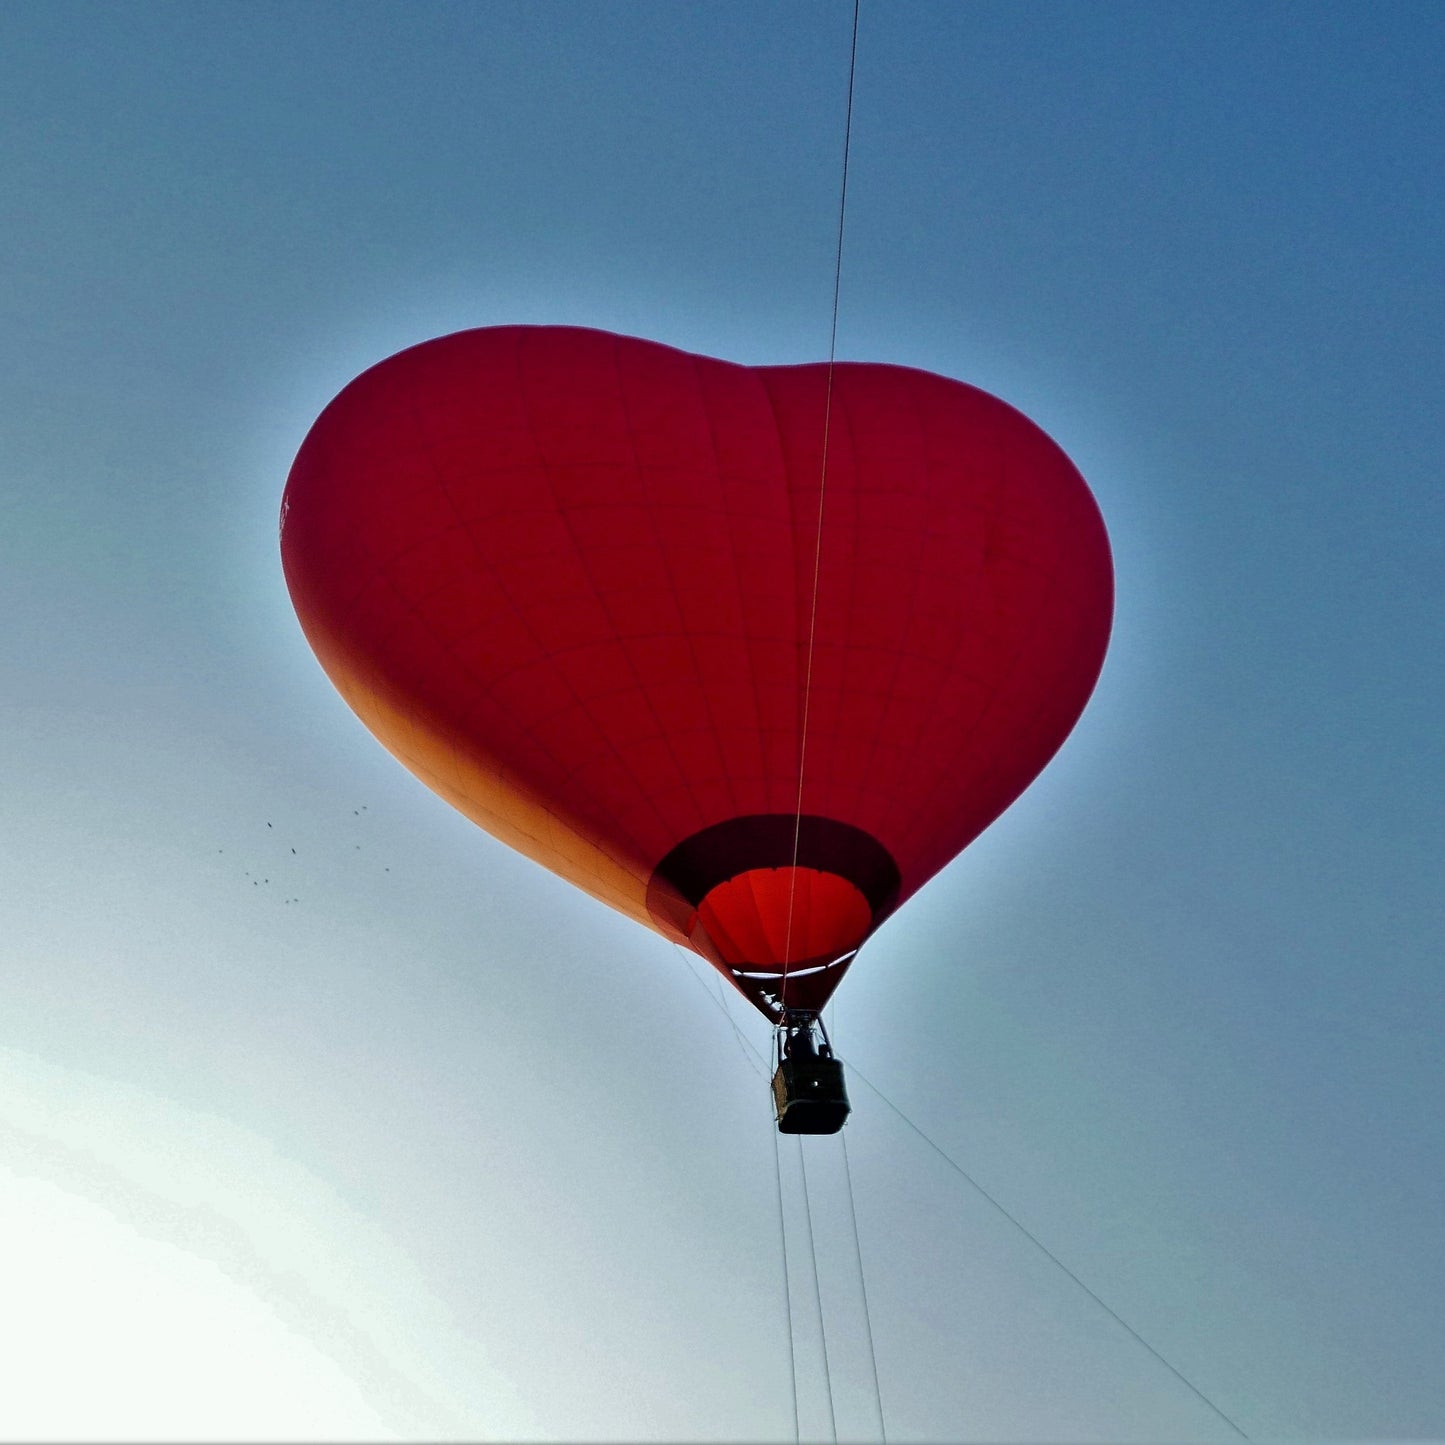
[282, 326, 1112, 1019]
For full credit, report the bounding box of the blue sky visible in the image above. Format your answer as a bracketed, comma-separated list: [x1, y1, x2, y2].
[2, 2, 1442, 1440]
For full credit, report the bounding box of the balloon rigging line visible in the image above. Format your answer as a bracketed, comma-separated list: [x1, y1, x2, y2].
[677, 945, 857, 1442]
[782, 0, 861, 986]
[845, 1063, 1253, 1441]
[675, 946, 803, 1439]
[840, 1127, 888, 1443]
[797, 1136, 840, 1445]
[673, 943, 768, 1080]
[683, 941, 1230, 1442]
[675, 946, 800, 1439]
[773, 1122, 802, 1445]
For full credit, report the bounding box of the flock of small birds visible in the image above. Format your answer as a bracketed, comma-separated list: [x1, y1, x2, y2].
[218, 805, 392, 905]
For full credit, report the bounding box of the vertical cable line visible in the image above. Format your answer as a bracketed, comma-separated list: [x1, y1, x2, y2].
[773, 1124, 801, 1445]
[782, 0, 861, 986]
[773, 8, 859, 1441]
[840, 1128, 888, 1442]
[798, 1138, 839, 1445]
[671, 947, 799, 1436]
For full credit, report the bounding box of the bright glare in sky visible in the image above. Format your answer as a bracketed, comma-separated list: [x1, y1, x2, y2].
[0, 1167, 394, 1442]
[0, 1047, 526, 1442]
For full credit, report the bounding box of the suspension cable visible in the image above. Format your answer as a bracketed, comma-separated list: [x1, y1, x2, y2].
[682, 13, 862, 1438]
[673, 942, 769, 1078]
[840, 1127, 888, 1442]
[782, 0, 861, 986]
[772, 1123, 801, 1444]
[673, 946, 799, 1434]
[846, 1062, 1252, 1441]
[797, 1137, 839, 1445]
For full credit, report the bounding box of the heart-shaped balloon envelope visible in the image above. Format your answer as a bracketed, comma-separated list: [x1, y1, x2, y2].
[282, 326, 1112, 1018]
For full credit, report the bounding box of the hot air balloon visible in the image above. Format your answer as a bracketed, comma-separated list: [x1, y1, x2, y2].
[281, 325, 1112, 1131]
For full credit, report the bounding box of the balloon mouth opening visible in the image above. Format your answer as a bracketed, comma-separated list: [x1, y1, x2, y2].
[690, 866, 872, 967]
[686, 866, 870, 1015]
[645, 814, 900, 1017]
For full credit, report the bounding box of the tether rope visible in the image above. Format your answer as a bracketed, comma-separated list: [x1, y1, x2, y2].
[840, 1127, 888, 1441]
[674, 946, 799, 1436]
[798, 1137, 840, 1445]
[846, 1062, 1252, 1441]
[773, 1123, 801, 1444]
[679, 939, 1242, 1441]
[782, 0, 861, 989]
[673, 943, 767, 1078]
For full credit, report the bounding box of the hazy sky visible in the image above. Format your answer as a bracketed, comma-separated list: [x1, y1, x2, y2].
[3, 2, 1443, 1440]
